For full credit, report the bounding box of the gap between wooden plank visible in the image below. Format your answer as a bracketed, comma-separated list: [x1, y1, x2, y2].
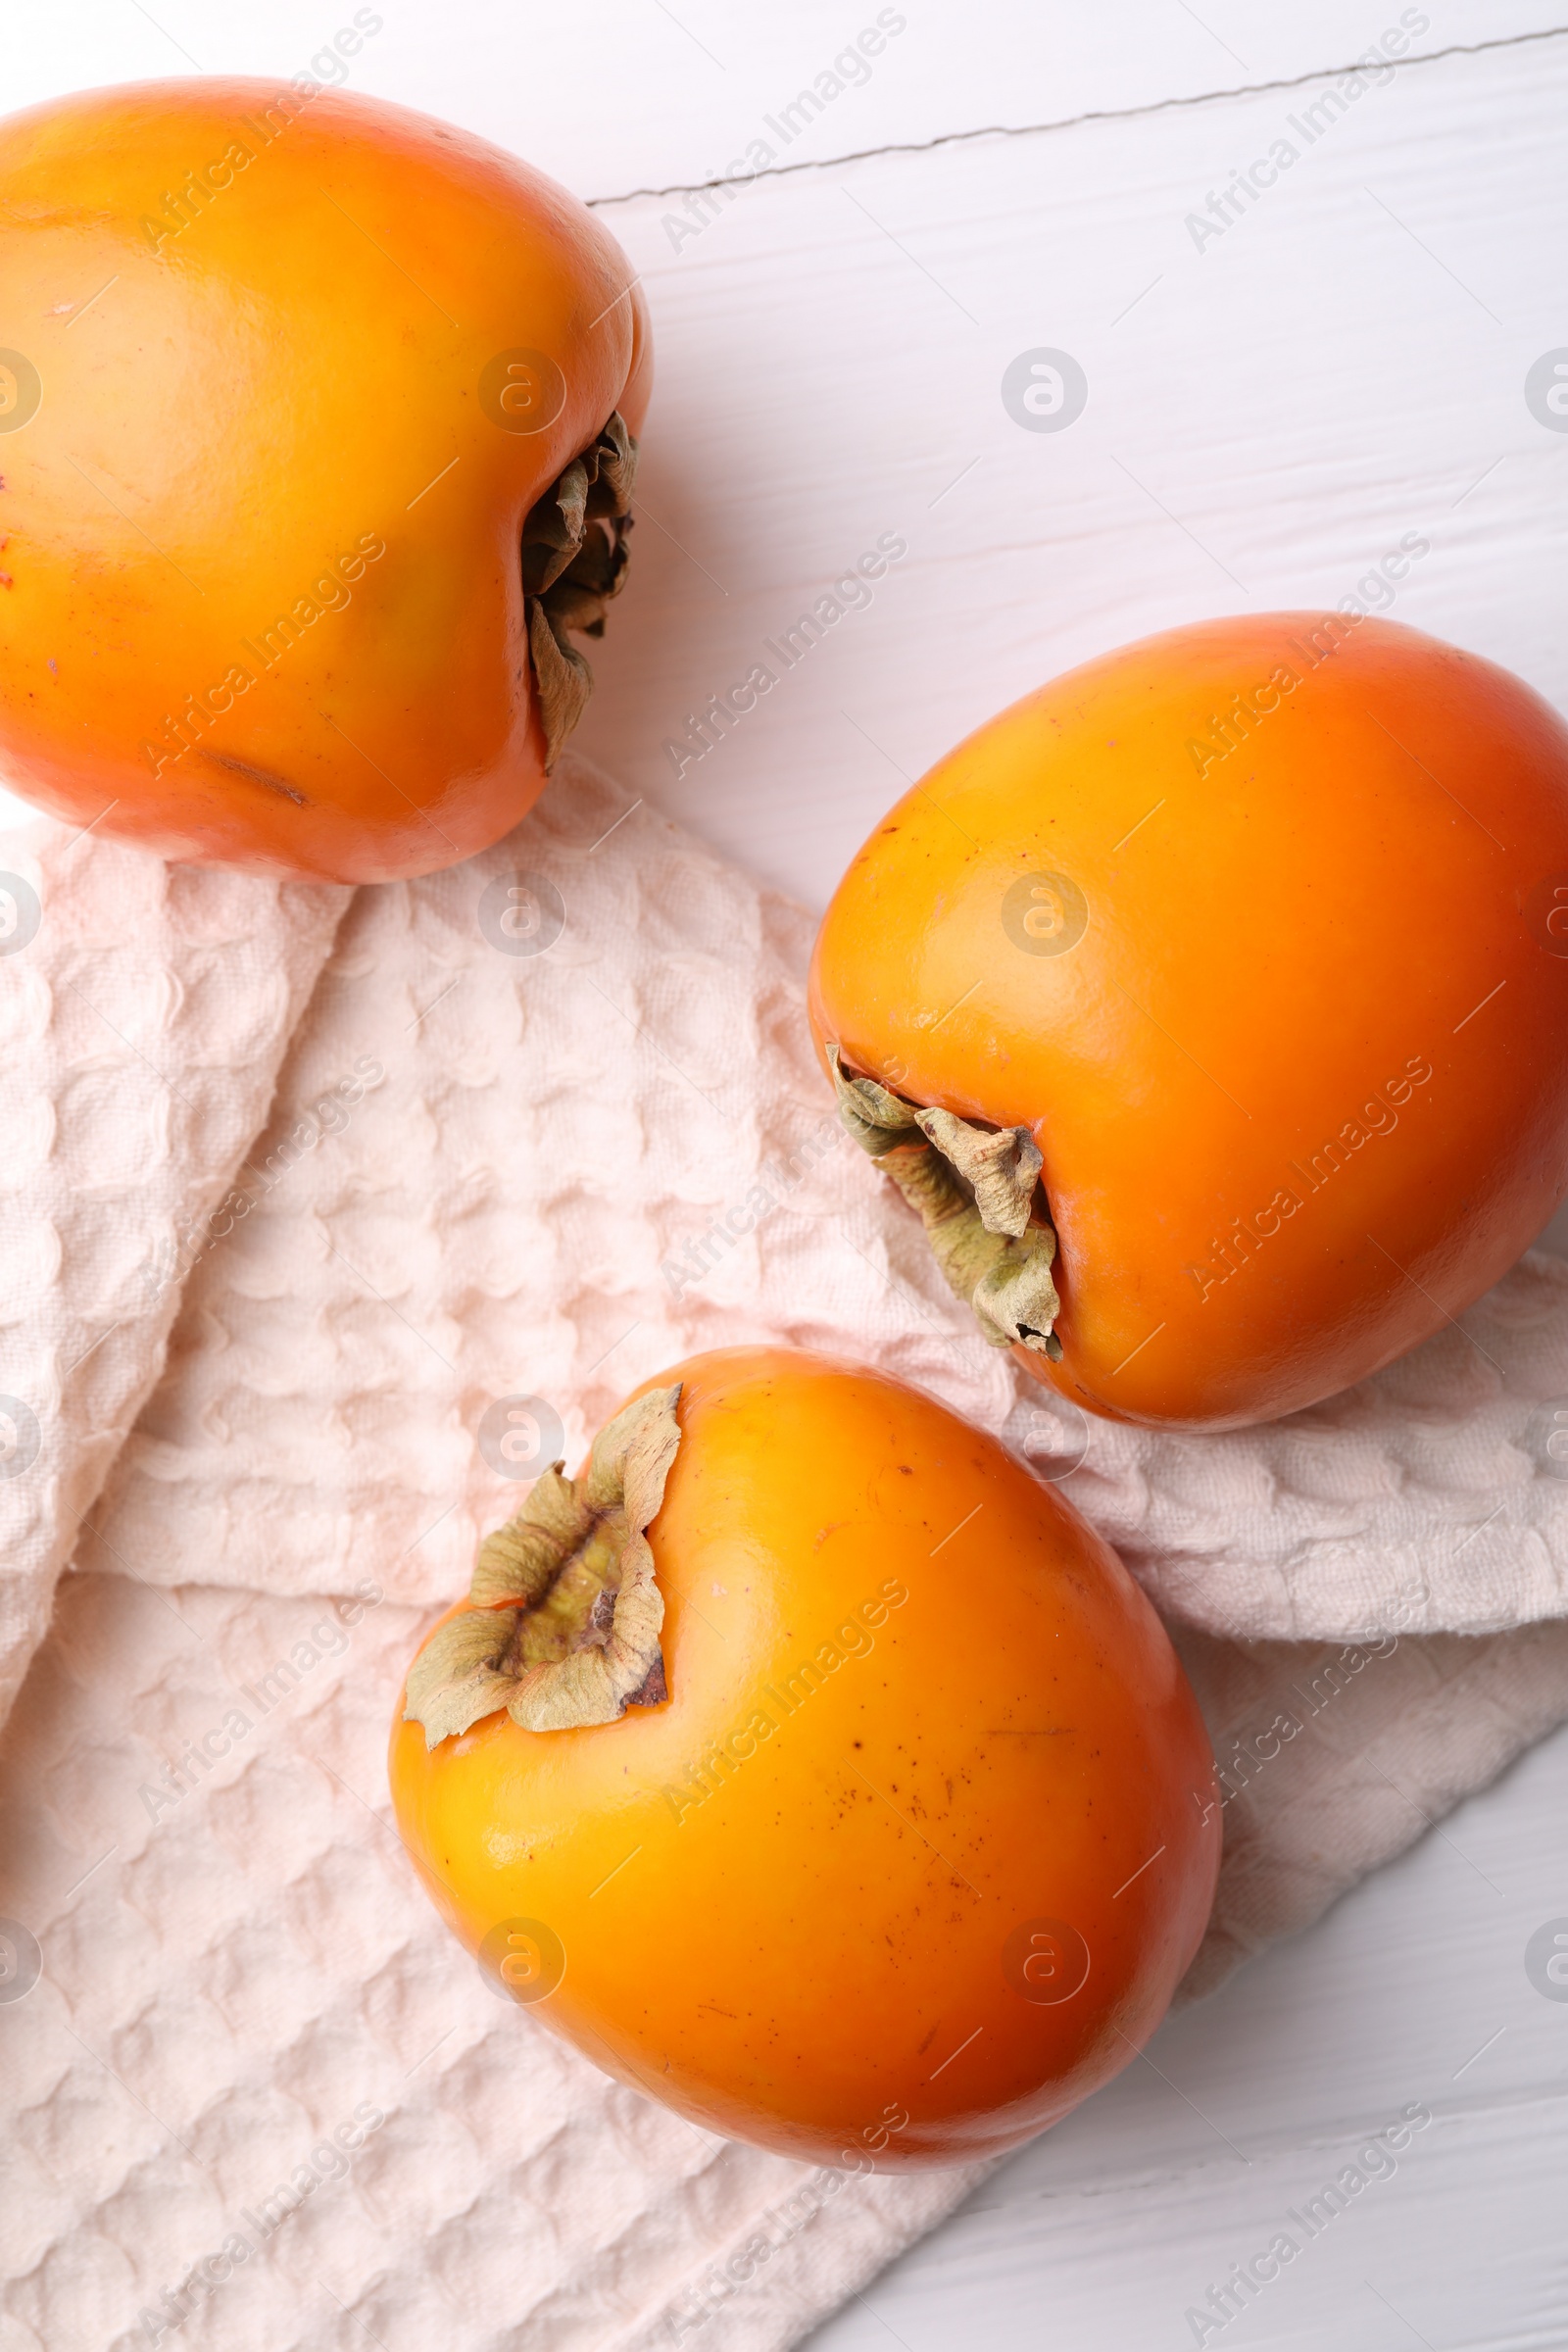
[586, 23, 1568, 208]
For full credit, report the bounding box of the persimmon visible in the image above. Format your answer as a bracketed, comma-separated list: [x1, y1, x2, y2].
[0, 76, 651, 881]
[808, 612, 1568, 1430]
[389, 1347, 1219, 2169]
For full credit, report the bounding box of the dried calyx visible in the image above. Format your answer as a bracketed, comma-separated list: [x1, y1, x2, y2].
[522, 412, 638, 770]
[827, 1048, 1062, 1359]
[404, 1385, 681, 1749]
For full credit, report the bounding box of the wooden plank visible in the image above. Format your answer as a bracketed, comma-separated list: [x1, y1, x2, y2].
[570, 33, 1568, 905]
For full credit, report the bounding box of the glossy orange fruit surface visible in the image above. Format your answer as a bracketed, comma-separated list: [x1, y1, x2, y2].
[0, 75, 650, 880]
[389, 1347, 1220, 2169]
[808, 613, 1568, 1429]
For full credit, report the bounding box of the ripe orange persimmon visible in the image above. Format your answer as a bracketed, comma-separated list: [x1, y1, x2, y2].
[808, 613, 1568, 1430]
[0, 77, 651, 881]
[389, 1347, 1219, 2169]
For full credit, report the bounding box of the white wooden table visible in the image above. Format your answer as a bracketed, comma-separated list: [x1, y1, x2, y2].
[6, 7, 1568, 2344]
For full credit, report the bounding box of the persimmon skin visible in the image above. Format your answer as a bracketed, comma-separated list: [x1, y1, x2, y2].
[389, 1347, 1219, 2170]
[808, 614, 1568, 1430]
[0, 79, 651, 882]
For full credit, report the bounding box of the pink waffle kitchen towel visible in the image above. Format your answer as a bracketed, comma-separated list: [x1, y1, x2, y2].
[3, 758, 1567, 2352]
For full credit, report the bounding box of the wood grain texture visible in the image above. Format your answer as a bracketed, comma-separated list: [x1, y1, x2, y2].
[3, 7, 1567, 2348]
[573, 32, 1568, 905]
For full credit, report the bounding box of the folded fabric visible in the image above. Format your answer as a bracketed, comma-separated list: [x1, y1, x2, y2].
[0, 827, 346, 1730]
[73, 760, 1014, 1622]
[69, 760, 1568, 1656]
[4, 760, 1568, 2352]
[1065, 1261, 1568, 1643]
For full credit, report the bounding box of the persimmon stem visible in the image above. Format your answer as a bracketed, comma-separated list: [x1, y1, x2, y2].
[522, 411, 638, 770]
[827, 1048, 1062, 1358]
[403, 1385, 680, 1747]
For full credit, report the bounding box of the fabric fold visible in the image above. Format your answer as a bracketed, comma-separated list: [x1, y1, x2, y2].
[0, 823, 349, 1730]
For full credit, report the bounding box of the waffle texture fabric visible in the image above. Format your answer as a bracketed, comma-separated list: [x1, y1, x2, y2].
[3, 760, 1568, 2351]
